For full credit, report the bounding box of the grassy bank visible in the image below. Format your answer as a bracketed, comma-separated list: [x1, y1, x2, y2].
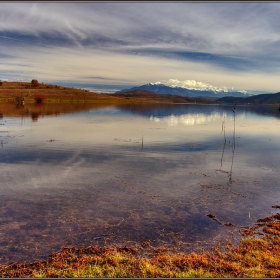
[0, 81, 210, 105]
[1, 212, 280, 278]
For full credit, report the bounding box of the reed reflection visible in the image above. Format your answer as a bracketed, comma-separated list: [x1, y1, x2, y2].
[230, 104, 236, 183]
[218, 105, 237, 183]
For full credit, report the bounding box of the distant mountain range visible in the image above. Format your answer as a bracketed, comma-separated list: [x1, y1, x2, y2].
[111, 89, 211, 103]
[217, 92, 280, 105]
[115, 83, 250, 99]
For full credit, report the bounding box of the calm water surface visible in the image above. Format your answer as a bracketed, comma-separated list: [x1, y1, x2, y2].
[0, 102, 280, 264]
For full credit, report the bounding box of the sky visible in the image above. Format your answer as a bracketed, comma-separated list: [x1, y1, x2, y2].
[1, 2, 280, 94]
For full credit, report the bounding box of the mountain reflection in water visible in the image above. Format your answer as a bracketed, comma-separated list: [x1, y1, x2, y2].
[0, 103, 280, 265]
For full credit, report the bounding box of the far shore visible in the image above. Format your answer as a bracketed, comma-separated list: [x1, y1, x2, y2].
[0, 81, 211, 105]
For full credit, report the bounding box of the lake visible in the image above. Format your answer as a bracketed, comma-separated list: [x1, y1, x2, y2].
[0, 102, 280, 265]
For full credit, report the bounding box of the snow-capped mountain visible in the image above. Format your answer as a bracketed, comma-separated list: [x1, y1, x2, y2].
[115, 80, 251, 99]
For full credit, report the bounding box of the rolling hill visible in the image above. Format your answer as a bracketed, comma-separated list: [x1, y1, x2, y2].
[111, 89, 211, 103]
[217, 92, 280, 105]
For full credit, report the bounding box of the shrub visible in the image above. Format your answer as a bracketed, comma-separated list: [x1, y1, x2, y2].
[34, 94, 45, 104]
[31, 79, 39, 87]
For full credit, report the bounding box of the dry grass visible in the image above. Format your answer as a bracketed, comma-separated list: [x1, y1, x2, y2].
[0, 81, 143, 104]
[0, 81, 210, 105]
[1, 212, 280, 278]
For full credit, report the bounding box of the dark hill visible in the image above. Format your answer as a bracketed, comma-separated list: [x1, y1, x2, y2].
[112, 89, 211, 103]
[217, 92, 280, 105]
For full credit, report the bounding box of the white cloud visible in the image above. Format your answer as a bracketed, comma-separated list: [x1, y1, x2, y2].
[1, 2, 280, 55]
[1, 3, 280, 92]
[0, 41, 278, 93]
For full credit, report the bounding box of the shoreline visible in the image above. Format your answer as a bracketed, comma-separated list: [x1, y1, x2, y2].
[1, 81, 279, 108]
[0, 81, 210, 105]
[1, 210, 280, 278]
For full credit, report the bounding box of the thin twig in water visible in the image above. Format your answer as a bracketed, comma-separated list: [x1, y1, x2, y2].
[220, 115, 226, 169]
[229, 104, 236, 183]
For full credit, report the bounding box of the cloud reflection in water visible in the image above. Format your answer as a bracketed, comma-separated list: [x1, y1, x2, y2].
[0, 103, 280, 265]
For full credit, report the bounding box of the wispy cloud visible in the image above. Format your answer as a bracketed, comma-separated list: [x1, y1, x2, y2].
[0, 3, 280, 92]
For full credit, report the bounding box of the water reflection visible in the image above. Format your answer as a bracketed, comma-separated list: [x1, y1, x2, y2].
[0, 103, 116, 123]
[1, 102, 280, 123]
[118, 103, 280, 119]
[149, 112, 230, 126]
[0, 103, 280, 265]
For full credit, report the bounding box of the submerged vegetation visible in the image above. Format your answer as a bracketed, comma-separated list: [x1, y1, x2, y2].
[1, 211, 280, 278]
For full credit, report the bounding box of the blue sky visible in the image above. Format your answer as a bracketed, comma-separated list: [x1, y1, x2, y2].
[0, 2, 280, 94]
